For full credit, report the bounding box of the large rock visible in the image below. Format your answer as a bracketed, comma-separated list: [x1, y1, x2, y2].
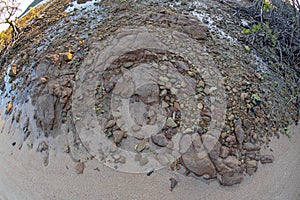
[181, 135, 216, 178]
[218, 172, 243, 186]
[201, 134, 221, 161]
[36, 94, 60, 137]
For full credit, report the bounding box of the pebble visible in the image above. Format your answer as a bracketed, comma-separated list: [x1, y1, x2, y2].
[105, 119, 116, 129]
[159, 76, 169, 82]
[162, 101, 169, 108]
[75, 162, 85, 174]
[170, 87, 178, 95]
[166, 117, 177, 128]
[40, 77, 47, 83]
[131, 124, 142, 132]
[135, 140, 148, 152]
[173, 102, 181, 110]
[160, 89, 167, 97]
[139, 156, 149, 166]
[113, 130, 125, 143]
[169, 178, 178, 191]
[151, 134, 168, 147]
[197, 103, 204, 110]
[228, 114, 235, 121]
[124, 62, 133, 68]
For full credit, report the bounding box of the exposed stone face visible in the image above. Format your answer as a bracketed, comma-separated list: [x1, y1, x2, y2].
[218, 172, 243, 186]
[181, 135, 216, 179]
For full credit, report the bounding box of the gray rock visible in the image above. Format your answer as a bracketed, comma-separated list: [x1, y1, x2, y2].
[75, 162, 85, 174]
[140, 156, 149, 166]
[246, 160, 258, 175]
[243, 142, 261, 151]
[220, 146, 230, 159]
[234, 120, 245, 144]
[105, 119, 116, 129]
[113, 130, 124, 143]
[131, 124, 142, 132]
[260, 154, 274, 164]
[182, 151, 216, 178]
[218, 172, 243, 186]
[223, 156, 241, 168]
[151, 134, 168, 147]
[201, 134, 221, 161]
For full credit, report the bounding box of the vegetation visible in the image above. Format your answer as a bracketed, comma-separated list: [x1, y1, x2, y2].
[238, 0, 299, 76]
[0, 0, 20, 39]
[0, 1, 44, 54]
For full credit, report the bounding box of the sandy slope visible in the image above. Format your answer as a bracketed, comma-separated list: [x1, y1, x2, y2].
[0, 124, 299, 200]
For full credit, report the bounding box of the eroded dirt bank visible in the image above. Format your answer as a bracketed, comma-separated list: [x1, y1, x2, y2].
[0, 0, 299, 197]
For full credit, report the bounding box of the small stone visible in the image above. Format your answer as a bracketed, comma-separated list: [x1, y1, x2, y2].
[159, 76, 169, 82]
[234, 121, 245, 144]
[63, 52, 73, 62]
[246, 160, 258, 175]
[160, 89, 167, 97]
[175, 61, 189, 71]
[170, 87, 178, 95]
[10, 65, 17, 76]
[220, 146, 230, 158]
[219, 172, 243, 186]
[139, 156, 149, 166]
[166, 117, 177, 128]
[40, 77, 47, 83]
[188, 71, 195, 77]
[124, 62, 133, 68]
[151, 134, 168, 147]
[244, 45, 250, 52]
[243, 142, 261, 151]
[197, 80, 205, 88]
[260, 154, 274, 164]
[173, 102, 181, 110]
[135, 140, 148, 152]
[161, 101, 169, 108]
[208, 87, 217, 94]
[113, 130, 124, 143]
[6, 101, 13, 114]
[241, 92, 248, 101]
[133, 133, 145, 140]
[105, 119, 116, 129]
[226, 135, 236, 143]
[224, 156, 241, 168]
[183, 128, 193, 134]
[131, 124, 142, 132]
[75, 162, 85, 174]
[228, 114, 235, 121]
[169, 178, 178, 191]
[197, 103, 204, 110]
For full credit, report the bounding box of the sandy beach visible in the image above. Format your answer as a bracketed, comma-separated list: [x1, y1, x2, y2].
[0, 124, 299, 200]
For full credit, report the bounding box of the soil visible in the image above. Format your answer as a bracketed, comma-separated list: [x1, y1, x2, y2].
[0, 0, 299, 197]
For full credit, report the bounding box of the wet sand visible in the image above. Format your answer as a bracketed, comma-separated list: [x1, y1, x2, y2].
[0, 124, 299, 200]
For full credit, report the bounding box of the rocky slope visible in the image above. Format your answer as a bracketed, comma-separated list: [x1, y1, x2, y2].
[0, 0, 298, 187]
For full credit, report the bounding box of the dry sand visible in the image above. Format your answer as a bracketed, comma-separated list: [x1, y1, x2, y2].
[0, 124, 299, 200]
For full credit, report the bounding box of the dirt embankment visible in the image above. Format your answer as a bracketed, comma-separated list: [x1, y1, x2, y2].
[0, 0, 299, 198]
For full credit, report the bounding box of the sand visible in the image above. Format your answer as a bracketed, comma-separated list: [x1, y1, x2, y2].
[0, 124, 299, 200]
